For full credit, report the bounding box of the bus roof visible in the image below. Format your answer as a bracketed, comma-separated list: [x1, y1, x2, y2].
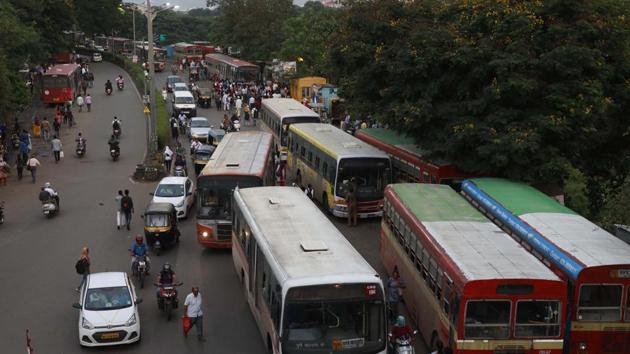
[289, 123, 389, 161]
[261, 98, 320, 120]
[44, 64, 80, 76]
[462, 178, 630, 276]
[198, 131, 272, 177]
[205, 53, 258, 69]
[388, 183, 560, 282]
[234, 186, 380, 287]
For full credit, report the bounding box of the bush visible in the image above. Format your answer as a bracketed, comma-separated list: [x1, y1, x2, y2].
[155, 89, 169, 149]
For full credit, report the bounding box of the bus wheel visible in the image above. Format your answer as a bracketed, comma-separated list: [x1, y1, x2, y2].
[322, 193, 331, 215]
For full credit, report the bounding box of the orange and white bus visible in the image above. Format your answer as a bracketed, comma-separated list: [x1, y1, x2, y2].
[381, 183, 567, 353]
[259, 98, 321, 155]
[195, 131, 274, 248]
[232, 186, 387, 353]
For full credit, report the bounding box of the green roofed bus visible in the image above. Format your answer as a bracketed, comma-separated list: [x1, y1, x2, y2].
[381, 183, 567, 354]
[462, 178, 630, 354]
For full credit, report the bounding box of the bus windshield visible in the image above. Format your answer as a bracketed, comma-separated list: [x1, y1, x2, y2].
[464, 300, 511, 339]
[43, 76, 70, 88]
[578, 284, 623, 321]
[515, 300, 561, 337]
[197, 176, 262, 220]
[282, 284, 385, 353]
[280, 117, 320, 146]
[336, 158, 391, 201]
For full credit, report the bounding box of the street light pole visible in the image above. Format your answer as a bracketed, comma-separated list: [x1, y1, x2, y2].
[146, 0, 157, 157]
[132, 7, 136, 60]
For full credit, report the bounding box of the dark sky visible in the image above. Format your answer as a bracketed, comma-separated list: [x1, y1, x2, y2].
[129, 0, 313, 11]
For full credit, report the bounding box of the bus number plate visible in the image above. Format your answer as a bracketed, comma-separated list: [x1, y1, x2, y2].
[617, 269, 630, 278]
[364, 284, 377, 297]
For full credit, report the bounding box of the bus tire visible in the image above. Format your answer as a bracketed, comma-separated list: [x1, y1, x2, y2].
[322, 193, 331, 215]
[430, 331, 438, 351]
[266, 334, 273, 353]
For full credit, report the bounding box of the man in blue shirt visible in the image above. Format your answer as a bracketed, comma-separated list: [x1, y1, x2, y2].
[130, 234, 150, 274]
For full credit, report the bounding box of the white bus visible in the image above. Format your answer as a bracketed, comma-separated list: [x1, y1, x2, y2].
[259, 98, 321, 154]
[232, 186, 387, 354]
[287, 123, 391, 218]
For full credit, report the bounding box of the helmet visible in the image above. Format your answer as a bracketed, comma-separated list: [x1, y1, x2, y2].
[135, 234, 143, 243]
[162, 263, 172, 272]
[395, 315, 406, 327]
[44, 182, 51, 188]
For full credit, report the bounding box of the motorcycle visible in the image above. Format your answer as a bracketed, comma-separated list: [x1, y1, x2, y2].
[231, 119, 241, 132]
[0, 201, 4, 225]
[131, 255, 148, 289]
[173, 165, 186, 177]
[155, 282, 183, 321]
[113, 125, 121, 139]
[41, 197, 58, 218]
[76, 140, 86, 158]
[117, 81, 124, 91]
[388, 331, 418, 354]
[105, 87, 112, 96]
[110, 147, 120, 161]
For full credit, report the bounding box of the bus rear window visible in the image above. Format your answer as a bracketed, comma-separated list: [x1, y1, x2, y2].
[464, 300, 510, 339]
[43, 76, 70, 88]
[626, 289, 630, 321]
[515, 300, 560, 337]
[578, 284, 622, 321]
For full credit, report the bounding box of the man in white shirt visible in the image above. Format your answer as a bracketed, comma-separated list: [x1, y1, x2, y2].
[184, 287, 205, 341]
[235, 97, 243, 117]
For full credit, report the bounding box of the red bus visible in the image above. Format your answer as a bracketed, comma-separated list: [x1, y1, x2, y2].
[173, 42, 215, 63]
[205, 53, 259, 82]
[355, 128, 470, 188]
[381, 183, 567, 353]
[41, 64, 82, 104]
[195, 131, 275, 248]
[462, 178, 630, 354]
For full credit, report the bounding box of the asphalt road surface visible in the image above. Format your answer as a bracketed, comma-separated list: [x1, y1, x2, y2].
[0, 62, 427, 354]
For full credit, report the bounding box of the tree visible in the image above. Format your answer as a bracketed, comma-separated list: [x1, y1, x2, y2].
[278, 1, 340, 76]
[74, 0, 124, 37]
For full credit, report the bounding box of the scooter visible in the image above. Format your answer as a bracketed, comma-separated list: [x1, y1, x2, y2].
[155, 282, 183, 321]
[76, 141, 86, 158]
[173, 165, 187, 177]
[388, 331, 418, 354]
[106, 87, 112, 96]
[41, 198, 58, 218]
[231, 119, 241, 132]
[113, 125, 122, 139]
[0, 201, 4, 225]
[117, 81, 124, 91]
[131, 255, 148, 289]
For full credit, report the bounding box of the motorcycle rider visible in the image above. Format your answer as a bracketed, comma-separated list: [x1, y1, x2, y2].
[42, 182, 60, 210]
[75, 132, 86, 151]
[390, 315, 414, 345]
[130, 234, 150, 274]
[115, 75, 124, 89]
[108, 134, 120, 154]
[105, 80, 113, 94]
[112, 116, 122, 136]
[156, 263, 177, 300]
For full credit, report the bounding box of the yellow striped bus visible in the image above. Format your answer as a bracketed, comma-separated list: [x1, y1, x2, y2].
[286, 123, 391, 218]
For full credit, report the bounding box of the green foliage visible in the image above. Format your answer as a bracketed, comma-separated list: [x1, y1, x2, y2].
[210, 0, 294, 60]
[599, 175, 630, 229]
[563, 165, 591, 218]
[155, 89, 169, 149]
[278, 1, 340, 76]
[74, 0, 124, 37]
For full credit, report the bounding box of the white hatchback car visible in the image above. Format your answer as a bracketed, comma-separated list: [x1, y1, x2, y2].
[151, 176, 195, 218]
[73, 272, 141, 347]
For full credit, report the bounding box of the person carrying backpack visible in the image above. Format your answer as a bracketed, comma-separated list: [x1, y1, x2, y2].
[75, 246, 90, 292]
[121, 189, 134, 231]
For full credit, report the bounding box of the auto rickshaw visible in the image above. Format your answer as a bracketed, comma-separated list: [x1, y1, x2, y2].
[207, 128, 225, 146]
[193, 144, 216, 174]
[143, 202, 180, 255]
[197, 87, 212, 108]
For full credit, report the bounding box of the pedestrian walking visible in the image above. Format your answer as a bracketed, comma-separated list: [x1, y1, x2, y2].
[40, 117, 51, 144]
[15, 153, 24, 180]
[51, 135, 63, 163]
[66, 109, 74, 127]
[163, 146, 173, 173]
[170, 116, 179, 142]
[26, 154, 40, 184]
[53, 118, 61, 136]
[387, 267, 405, 322]
[75, 246, 90, 292]
[183, 287, 205, 341]
[85, 94, 92, 112]
[121, 189, 134, 231]
[0, 157, 8, 186]
[76, 94, 84, 112]
[115, 190, 125, 230]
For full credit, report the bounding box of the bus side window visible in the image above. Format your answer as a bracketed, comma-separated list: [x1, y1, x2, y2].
[308, 151, 313, 164]
[322, 162, 328, 180]
[422, 250, 429, 279]
[409, 231, 417, 259]
[415, 240, 423, 272]
[314, 156, 320, 170]
[404, 225, 412, 254]
[300, 146, 305, 158]
[423, 171, 430, 183]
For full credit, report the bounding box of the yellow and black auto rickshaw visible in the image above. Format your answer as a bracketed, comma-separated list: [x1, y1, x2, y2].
[207, 128, 225, 146]
[143, 202, 180, 255]
[197, 87, 212, 108]
[193, 144, 216, 175]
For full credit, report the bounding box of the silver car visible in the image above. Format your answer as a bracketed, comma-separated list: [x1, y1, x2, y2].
[188, 117, 211, 143]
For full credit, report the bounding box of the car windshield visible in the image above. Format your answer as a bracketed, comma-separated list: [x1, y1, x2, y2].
[174, 86, 188, 91]
[335, 158, 391, 201]
[84, 286, 132, 311]
[282, 284, 385, 354]
[191, 119, 210, 128]
[175, 96, 194, 104]
[155, 184, 185, 197]
[168, 77, 182, 84]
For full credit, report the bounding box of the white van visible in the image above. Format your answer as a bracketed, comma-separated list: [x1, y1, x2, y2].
[172, 91, 196, 117]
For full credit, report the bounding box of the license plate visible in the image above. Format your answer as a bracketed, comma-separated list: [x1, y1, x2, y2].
[101, 332, 120, 340]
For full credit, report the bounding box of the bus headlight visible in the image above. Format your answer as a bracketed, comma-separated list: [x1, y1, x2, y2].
[334, 205, 347, 211]
[579, 342, 587, 351]
[202, 231, 209, 238]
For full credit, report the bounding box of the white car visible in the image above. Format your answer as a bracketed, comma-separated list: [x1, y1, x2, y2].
[73, 272, 141, 347]
[94, 45, 105, 52]
[151, 176, 195, 218]
[188, 117, 211, 143]
[92, 52, 103, 62]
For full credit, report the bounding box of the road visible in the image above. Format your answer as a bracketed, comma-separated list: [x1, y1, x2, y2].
[0, 62, 427, 354]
